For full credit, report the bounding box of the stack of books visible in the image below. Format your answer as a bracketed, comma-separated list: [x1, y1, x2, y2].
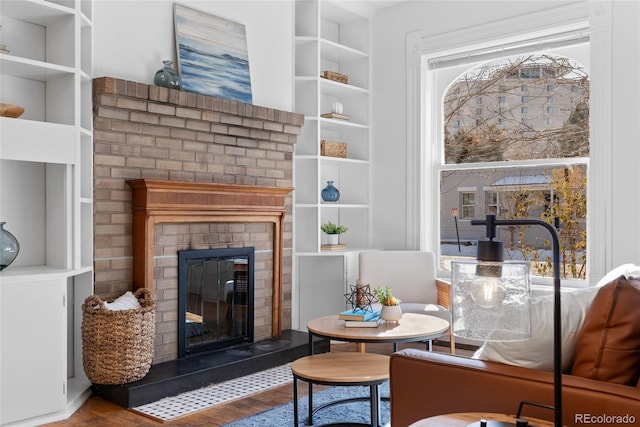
[338, 308, 381, 328]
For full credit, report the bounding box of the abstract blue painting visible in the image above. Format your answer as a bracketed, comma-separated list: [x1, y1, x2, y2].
[174, 4, 253, 104]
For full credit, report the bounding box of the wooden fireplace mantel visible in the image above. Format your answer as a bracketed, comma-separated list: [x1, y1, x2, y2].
[127, 179, 293, 337]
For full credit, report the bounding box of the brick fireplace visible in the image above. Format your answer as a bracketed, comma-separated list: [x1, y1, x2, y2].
[92, 77, 303, 364]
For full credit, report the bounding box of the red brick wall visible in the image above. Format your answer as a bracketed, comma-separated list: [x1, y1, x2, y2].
[92, 77, 302, 362]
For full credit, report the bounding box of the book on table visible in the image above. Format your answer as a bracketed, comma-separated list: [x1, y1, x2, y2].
[344, 316, 382, 328]
[338, 308, 380, 321]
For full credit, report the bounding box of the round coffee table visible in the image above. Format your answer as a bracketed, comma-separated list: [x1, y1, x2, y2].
[291, 352, 389, 427]
[307, 312, 450, 353]
[409, 412, 555, 426]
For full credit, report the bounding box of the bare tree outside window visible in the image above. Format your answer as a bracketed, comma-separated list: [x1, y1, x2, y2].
[439, 54, 589, 279]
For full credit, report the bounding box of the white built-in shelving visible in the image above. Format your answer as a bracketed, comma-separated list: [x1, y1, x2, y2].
[293, 0, 371, 329]
[0, 0, 93, 424]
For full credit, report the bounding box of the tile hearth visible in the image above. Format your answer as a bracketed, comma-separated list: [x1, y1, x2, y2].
[91, 330, 329, 408]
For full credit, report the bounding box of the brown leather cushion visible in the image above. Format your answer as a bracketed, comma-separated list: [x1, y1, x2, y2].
[571, 275, 640, 385]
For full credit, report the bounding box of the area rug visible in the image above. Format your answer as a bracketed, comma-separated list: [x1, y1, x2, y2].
[131, 364, 292, 422]
[222, 382, 391, 427]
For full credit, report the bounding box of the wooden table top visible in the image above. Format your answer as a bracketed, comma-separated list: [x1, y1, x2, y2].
[291, 352, 390, 383]
[307, 312, 450, 343]
[409, 412, 555, 426]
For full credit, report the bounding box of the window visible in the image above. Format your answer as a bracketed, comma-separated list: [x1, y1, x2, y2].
[486, 191, 498, 215]
[437, 52, 589, 281]
[460, 191, 476, 218]
[476, 97, 483, 104]
[520, 67, 541, 79]
[499, 96, 506, 104]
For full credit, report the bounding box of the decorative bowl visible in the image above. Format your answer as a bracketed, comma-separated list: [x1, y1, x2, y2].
[0, 103, 25, 118]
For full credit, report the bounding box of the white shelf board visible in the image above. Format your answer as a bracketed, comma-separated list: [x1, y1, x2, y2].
[293, 201, 369, 209]
[320, 156, 368, 165]
[320, 38, 368, 63]
[80, 10, 92, 27]
[320, 77, 368, 96]
[0, 266, 91, 284]
[296, 248, 365, 256]
[295, 36, 317, 47]
[0, 54, 75, 80]
[295, 155, 368, 164]
[320, 117, 368, 130]
[320, 202, 369, 209]
[295, 75, 319, 84]
[0, 0, 75, 26]
[0, 118, 76, 164]
[321, 2, 366, 26]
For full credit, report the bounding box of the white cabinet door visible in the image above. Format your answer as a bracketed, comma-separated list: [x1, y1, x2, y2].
[1, 278, 65, 424]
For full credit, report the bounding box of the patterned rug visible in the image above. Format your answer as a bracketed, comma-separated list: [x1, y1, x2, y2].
[222, 382, 391, 427]
[130, 364, 292, 422]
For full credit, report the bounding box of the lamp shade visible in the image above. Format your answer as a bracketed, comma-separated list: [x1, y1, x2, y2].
[451, 260, 531, 342]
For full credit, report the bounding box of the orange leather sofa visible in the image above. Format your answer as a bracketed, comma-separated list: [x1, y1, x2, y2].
[389, 275, 640, 427]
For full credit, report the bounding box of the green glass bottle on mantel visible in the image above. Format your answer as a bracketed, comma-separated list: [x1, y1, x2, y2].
[154, 60, 182, 89]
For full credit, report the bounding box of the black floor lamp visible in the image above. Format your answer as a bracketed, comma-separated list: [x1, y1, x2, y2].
[451, 214, 562, 427]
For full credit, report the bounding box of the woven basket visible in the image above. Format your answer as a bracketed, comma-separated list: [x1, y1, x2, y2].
[321, 140, 347, 158]
[81, 288, 156, 385]
[321, 70, 349, 84]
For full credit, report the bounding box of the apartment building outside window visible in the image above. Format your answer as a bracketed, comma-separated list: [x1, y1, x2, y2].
[439, 52, 589, 280]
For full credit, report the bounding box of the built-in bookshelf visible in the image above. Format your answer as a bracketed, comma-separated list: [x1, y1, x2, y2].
[293, 0, 371, 328]
[0, 1, 93, 424]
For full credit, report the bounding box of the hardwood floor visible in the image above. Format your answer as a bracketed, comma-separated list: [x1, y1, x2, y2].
[44, 341, 461, 426]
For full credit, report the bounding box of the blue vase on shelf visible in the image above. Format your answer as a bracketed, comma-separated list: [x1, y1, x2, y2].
[321, 181, 340, 202]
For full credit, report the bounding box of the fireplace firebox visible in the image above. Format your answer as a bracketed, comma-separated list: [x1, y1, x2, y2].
[178, 247, 255, 358]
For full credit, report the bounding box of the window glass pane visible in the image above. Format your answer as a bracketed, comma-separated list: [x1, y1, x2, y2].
[440, 165, 587, 277]
[444, 54, 589, 165]
[439, 54, 589, 280]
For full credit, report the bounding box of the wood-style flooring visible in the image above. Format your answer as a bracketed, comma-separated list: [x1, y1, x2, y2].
[43, 341, 462, 426]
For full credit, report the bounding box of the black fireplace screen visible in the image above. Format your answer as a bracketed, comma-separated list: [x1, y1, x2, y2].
[178, 247, 255, 358]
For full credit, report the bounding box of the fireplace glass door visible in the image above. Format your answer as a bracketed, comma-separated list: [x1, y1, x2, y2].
[178, 248, 254, 357]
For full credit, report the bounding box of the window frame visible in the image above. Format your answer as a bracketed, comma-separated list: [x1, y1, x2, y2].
[409, 3, 611, 287]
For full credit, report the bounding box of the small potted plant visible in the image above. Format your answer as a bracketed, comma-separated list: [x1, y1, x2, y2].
[320, 221, 347, 246]
[373, 285, 402, 322]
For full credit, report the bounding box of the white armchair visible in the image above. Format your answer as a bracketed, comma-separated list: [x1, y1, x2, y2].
[358, 250, 455, 353]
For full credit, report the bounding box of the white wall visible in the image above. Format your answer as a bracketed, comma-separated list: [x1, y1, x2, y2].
[609, 1, 640, 268]
[370, 1, 640, 274]
[93, 0, 294, 111]
[369, 1, 579, 250]
[92, 0, 640, 274]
